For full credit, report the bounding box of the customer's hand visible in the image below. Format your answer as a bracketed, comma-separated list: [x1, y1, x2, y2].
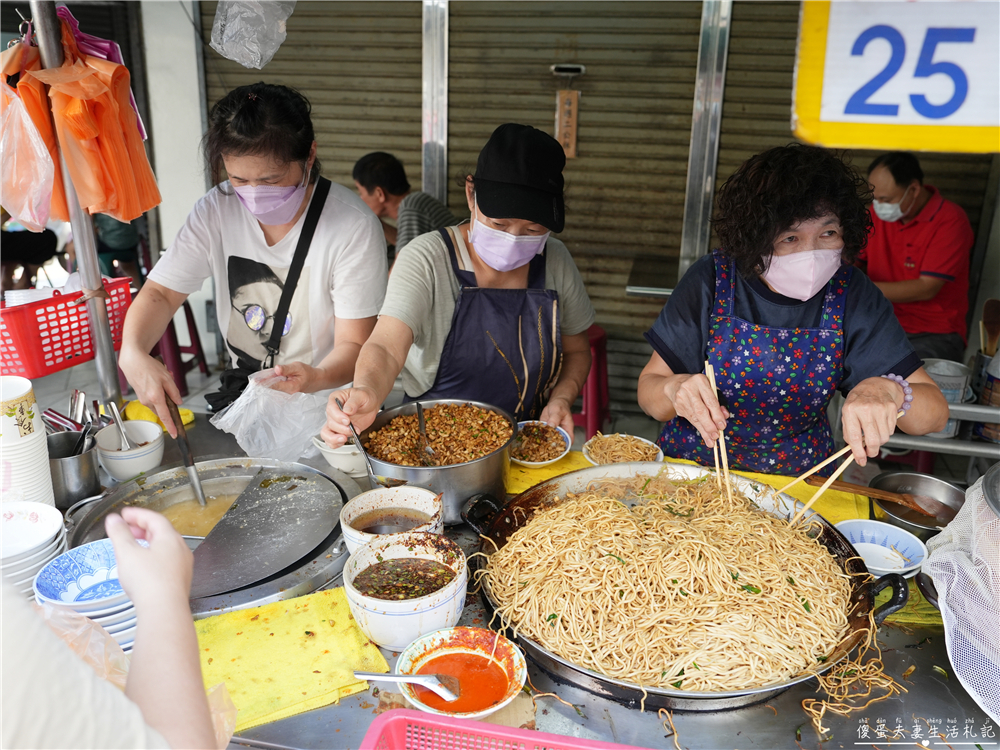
[322, 387, 381, 447]
[663, 373, 729, 447]
[842, 377, 903, 467]
[105, 507, 192, 611]
[540, 396, 575, 437]
[270, 362, 328, 394]
[118, 348, 183, 438]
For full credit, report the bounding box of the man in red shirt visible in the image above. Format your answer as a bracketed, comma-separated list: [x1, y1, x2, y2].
[860, 152, 973, 362]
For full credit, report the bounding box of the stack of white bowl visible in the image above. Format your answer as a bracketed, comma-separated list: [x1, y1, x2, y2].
[1, 376, 55, 506]
[3, 288, 58, 306]
[1, 502, 67, 598]
[32, 539, 137, 653]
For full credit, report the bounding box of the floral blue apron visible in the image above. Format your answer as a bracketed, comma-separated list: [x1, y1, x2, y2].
[657, 250, 850, 475]
[407, 229, 562, 421]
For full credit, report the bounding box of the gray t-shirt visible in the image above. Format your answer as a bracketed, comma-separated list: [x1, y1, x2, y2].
[396, 191, 459, 251]
[381, 226, 596, 397]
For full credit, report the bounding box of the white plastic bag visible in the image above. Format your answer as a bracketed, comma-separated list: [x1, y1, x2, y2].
[0, 85, 54, 232]
[210, 370, 327, 462]
[210, 0, 297, 70]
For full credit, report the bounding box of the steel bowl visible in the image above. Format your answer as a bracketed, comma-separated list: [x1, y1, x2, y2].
[359, 399, 517, 525]
[869, 471, 965, 541]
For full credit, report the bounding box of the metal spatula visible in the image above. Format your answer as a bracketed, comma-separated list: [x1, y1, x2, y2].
[354, 671, 460, 701]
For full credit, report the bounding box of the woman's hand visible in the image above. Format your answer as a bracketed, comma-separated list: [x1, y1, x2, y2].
[540, 396, 575, 437]
[271, 362, 328, 394]
[321, 386, 382, 447]
[663, 373, 729, 447]
[104, 507, 193, 611]
[842, 376, 903, 466]
[118, 347, 184, 438]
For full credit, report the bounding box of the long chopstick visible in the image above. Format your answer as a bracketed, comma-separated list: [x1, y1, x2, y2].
[704, 364, 722, 489]
[778, 444, 853, 495]
[790, 453, 855, 525]
[704, 362, 733, 503]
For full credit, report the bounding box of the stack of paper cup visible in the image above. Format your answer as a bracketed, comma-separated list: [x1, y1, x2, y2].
[1, 376, 55, 506]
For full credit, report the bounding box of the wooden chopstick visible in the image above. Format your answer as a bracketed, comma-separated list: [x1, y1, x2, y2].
[778, 444, 853, 495]
[704, 362, 733, 503]
[704, 363, 722, 489]
[790, 453, 856, 525]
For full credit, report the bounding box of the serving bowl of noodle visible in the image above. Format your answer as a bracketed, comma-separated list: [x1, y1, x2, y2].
[466, 462, 909, 711]
[582, 432, 663, 465]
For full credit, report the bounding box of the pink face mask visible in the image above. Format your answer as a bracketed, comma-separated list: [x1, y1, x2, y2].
[468, 206, 549, 273]
[233, 167, 308, 226]
[760, 248, 843, 301]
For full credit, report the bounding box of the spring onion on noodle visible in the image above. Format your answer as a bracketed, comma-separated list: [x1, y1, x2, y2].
[482, 474, 852, 692]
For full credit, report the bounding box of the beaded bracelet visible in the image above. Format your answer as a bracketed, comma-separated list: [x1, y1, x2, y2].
[881, 373, 914, 412]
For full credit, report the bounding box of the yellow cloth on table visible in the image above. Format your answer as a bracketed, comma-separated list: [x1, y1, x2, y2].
[877, 579, 942, 627]
[123, 399, 194, 431]
[506, 450, 592, 495]
[195, 588, 389, 732]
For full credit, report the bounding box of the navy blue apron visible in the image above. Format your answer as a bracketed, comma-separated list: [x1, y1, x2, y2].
[409, 228, 562, 421]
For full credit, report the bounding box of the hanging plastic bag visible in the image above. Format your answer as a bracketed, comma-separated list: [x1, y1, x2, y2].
[210, 0, 297, 70]
[210, 369, 326, 462]
[0, 84, 55, 232]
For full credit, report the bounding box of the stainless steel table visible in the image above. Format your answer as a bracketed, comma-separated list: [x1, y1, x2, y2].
[167, 422, 994, 750]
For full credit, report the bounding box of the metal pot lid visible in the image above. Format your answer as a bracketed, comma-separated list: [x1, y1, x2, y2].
[984, 461, 1000, 520]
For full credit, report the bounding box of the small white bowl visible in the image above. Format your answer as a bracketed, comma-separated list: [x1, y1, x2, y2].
[510, 421, 572, 468]
[1, 530, 66, 575]
[1, 537, 66, 581]
[95, 420, 164, 483]
[343, 532, 467, 650]
[835, 519, 927, 578]
[1, 502, 64, 560]
[312, 435, 368, 478]
[583, 433, 664, 465]
[396, 626, 527, 720]
[340, 486, 443, 554]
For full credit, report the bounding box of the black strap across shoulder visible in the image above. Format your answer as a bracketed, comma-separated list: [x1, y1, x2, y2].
[261, 177, 332, 368]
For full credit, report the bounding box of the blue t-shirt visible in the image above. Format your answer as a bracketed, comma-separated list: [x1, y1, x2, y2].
[644, 254, 922, 393]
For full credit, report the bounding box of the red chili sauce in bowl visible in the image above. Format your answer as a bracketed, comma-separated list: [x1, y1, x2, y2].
[412, 652, 510, 713]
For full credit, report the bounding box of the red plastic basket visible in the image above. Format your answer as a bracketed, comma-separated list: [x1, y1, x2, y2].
[0, 277, 132, 379]
[360, 709, 649, 750]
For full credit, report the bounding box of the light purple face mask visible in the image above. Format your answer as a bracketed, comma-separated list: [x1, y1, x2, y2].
[468, 206, 549, 273]
[233, 167, 308, 226]
[760, 248, 843, 301]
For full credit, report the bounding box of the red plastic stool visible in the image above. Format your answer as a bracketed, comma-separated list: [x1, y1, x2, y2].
[572, 324, 611, 440]
[150, 301, 210, 398]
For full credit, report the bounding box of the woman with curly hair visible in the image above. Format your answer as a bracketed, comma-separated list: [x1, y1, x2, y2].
[638, 144, 947, 474]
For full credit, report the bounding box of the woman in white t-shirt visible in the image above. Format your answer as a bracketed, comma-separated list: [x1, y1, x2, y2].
[120, 84, 387, 435]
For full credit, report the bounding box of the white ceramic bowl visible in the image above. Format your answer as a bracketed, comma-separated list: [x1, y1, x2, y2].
[835, 519, 927, 578]
[1, 536, 66, 580]
[510, 421, 572, 468]
[102, 615, 137, 634]
[583, 433, 664, 465]
[91, 605, 137, 628]
[1, 502, 64, 560]
[340, 486, 444, 554]
[33, 538, 130, 608]
[58, 597, 135, 619]
[312, 435, 368, 478]
[95, 420, 164, 482]
[343, 532, 468, 650]
[396, 626, 527, 720]
[110, 624, 137, 645]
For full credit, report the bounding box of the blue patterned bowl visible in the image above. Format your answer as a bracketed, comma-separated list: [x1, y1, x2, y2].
[835, 519, 927, 577]
[32, 539, 130, 608]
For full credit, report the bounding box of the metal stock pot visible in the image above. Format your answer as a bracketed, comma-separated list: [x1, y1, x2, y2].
[359, 399, 516, 525]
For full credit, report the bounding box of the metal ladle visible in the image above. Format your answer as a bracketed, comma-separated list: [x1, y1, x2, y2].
[415, 401, 437, 466]
[334, 398, 406, 489]
[106, 401, 135, 451]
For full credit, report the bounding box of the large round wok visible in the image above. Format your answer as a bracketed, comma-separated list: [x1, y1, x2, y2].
[464, 462, 908, 711]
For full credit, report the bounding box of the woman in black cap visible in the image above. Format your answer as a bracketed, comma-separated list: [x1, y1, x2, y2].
[323, 123, 596, 442]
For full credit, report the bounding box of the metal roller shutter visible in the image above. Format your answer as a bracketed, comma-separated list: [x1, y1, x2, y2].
[199, 1, 423, 190]
[449, 1, 702, 412]
[717, 2, 995, 246]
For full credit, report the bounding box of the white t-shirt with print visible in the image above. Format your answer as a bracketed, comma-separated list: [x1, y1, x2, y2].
[149, 181, 387, 370]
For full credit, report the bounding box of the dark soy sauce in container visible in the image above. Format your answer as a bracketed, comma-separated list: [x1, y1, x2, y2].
[351, 507, 432, 534]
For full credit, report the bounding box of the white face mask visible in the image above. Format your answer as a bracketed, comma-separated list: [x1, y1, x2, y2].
[872, 184, 914, 223]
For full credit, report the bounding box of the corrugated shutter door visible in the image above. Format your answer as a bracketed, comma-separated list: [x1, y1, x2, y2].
[200, 2, 423, 190]
[449, 1, 701, 412]
[718, 1, 994, 242]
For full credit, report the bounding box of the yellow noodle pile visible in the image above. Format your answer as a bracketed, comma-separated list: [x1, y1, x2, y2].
[484, 475, 852, 692]
[584, 433, 660, 463]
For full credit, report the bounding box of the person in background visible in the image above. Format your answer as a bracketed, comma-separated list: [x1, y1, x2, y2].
[638, 144, 948, 474]
[861, 152, 973, 362]
[120, 83, 387, 433]
[353, 151, 458, 257]
[1, 206, 59, 292]
[2, 507, 214, 749]
[94, 213, 144, 289]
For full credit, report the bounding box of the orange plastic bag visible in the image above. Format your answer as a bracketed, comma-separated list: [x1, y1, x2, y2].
[0, 41, 68, 222]
[0, 81, 54, 231]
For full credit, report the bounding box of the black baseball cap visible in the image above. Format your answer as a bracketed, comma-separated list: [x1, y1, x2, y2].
[473, 123, 566, 233]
